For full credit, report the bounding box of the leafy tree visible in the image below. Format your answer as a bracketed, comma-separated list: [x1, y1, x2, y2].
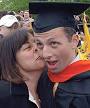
[0, 0, 29, 12]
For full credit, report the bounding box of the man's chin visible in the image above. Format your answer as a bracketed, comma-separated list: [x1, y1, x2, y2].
[48, 68, 60, 74]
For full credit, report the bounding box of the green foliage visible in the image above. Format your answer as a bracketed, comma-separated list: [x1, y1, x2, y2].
[0, 0, 29, 12]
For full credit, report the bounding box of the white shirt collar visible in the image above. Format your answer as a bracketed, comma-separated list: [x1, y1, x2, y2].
[70, 55, 80, 64]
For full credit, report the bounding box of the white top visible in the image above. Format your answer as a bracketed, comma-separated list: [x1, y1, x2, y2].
[29, 91, 40, 108]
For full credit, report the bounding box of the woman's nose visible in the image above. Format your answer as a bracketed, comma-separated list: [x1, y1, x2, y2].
[33, 43, 38, 52]
[34, 48, 38, 52]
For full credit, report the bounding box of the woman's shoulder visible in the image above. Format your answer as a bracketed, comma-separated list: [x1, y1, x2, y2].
[0, 80, 37, 108]
[0, 80, 29, 98]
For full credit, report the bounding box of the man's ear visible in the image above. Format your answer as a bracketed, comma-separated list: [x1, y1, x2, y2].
[71, 34, 79, 49]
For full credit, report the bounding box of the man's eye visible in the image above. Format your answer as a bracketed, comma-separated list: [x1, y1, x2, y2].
[50, 42, 59, 47]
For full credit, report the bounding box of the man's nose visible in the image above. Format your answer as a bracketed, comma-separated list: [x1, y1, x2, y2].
[43, 46, 52, 59]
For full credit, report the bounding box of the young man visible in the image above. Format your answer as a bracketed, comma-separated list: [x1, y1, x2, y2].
[29, 2, 90, 108]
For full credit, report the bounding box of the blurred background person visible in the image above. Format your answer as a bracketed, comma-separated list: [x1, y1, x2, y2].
[19, 10, 24, 17]
[15, 14, 24, 28]
[0, 15, 19, 37]
[23, 10, 34, 30]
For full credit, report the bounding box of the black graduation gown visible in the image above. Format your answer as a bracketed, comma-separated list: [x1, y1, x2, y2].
[0, 80, 37, 108]
[55, 70, 90, 108]
[37, 70, 55, 108]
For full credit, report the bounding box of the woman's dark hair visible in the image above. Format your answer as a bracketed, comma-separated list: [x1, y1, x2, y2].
[0, 28, 34, 83]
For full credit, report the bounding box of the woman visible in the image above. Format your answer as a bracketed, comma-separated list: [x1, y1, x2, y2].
[0, 28, 45, 108]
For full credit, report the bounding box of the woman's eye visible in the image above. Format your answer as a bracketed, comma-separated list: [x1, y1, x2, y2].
[24, 45, 31, 50]
[36, 42, 43, 49]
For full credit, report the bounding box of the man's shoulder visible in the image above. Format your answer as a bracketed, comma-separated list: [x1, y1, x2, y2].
[57, 70, 90, 95]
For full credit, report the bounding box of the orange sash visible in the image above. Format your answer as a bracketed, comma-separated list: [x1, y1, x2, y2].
[48, 60, 90, 82]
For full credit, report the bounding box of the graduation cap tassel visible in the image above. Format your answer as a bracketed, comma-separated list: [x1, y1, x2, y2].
[83, 12, 90, 53]
[78, 12, 90, 60]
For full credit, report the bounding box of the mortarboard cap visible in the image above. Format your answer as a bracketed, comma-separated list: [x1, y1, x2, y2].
[29, 2, 90, 33]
